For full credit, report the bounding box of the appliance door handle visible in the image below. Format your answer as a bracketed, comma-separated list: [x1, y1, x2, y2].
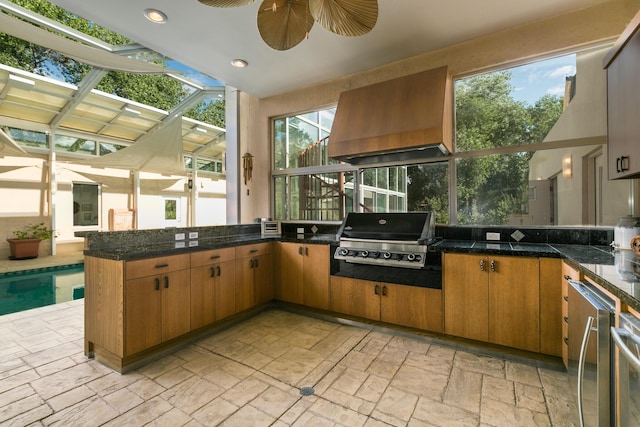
[611, 326, 640, 427]
[577, 316, 594, 427]
[611, 327, 640, 371]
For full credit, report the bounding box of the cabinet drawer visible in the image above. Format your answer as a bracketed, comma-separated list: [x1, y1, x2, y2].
[235, 242, 270, 258]
[190, 247, 235, 267]
[126, 254, 190, 280]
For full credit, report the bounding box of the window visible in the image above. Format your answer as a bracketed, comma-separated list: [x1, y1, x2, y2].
[73, 183, 99, 227]
[272, 46, 636, 226]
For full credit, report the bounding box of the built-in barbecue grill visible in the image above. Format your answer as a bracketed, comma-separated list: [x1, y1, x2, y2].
[331, 212, 441, 289]
[334, 212, 435, 269]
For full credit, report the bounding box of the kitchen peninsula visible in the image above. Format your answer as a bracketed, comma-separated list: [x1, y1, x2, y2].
[82, 223, 640, 373]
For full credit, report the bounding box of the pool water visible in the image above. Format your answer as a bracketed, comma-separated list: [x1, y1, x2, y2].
[0, 264, 84, 316]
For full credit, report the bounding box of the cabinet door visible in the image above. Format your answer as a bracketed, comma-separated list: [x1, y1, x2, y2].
[329, 276, 380, 320]
[303, 244, 329, 309]
[125, 275, 162, 356]
[381, 283, 443, 332]
[539, 258, 562, 357]
[276, 242, 304, 304]
[561, 262, 581, 368]
[254, 253, 273, 305]
[161, 269, 191, 342]
[607, 30, 640, 179]
[235, 257, 255, 312]
[215, 260, 236, 320]
[488, 256, 540, 352]
[191, 264, 216, 329]
[444, 253, 489, 342]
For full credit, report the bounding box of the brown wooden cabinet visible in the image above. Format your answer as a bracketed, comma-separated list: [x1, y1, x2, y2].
[124, 254, 191, 356]
[235, 243, 272, 312]
[443, 253, 540, 352]
[561, 261, 581, 368]
[275, 242, 329, 310]
[190, 247, 236, 330]
[329, 276, 443, 332]
[604, 10, 640, 179]
[539, 258, 562, 357]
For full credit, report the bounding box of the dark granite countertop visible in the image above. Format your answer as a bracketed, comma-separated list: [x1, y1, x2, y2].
[84, 233, 640, 312]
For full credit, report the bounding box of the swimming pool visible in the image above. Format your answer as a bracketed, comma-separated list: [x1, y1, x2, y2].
[0, 264, 84, 316]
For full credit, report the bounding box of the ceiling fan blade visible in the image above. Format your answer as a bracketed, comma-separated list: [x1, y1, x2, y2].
[257, 0, 314, 51]
[197, 0, 256, 7]
[309, 0, 378, 36]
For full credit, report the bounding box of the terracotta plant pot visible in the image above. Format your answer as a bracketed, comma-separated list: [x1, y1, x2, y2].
[6, 238, 42, 260]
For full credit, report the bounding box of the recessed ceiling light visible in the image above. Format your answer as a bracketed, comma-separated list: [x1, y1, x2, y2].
[144, 9, 167, 24]
[231, 59, 248, 68]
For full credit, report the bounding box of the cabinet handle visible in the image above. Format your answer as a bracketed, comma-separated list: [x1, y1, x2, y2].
[155, 263, 169, 269]
[563, 295, 569, 302]
[563, 274, 571, 281]
[304, 247, 309, 256]
[250, 249, 258, 253]
[254, 258, 259, 268]
[164, 276, 169, 288]
[382, 285, 387, 296]
[564, 337, 569, 345]
[155, 277, 160, 291]
[374, 284, 379, 295]
[298, 247, 303, 255]
[480, 259, 485, 271]
[216, 266, 221, 276]
[210, 255, 221, 260]
[490, 259, 496, 272]
[249, 259, 255, 268]
[617, 155, 629, 173]
[210, 267, 215, 277]
[564, 316, 569, 324]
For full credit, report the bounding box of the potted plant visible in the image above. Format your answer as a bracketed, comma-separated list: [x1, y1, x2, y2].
[7, 223, 56, 260]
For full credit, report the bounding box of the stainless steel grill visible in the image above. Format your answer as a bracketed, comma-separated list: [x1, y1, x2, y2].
[334, 212, 435, 269]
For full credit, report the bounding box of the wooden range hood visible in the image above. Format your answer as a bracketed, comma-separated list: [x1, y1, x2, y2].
[328, 66, 453, 165]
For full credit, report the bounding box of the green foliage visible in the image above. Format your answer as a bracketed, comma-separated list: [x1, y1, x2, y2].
[12, 223, 55, 240]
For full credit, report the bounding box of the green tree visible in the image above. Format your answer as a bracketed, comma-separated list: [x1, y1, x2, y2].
[1, 0, 224, 127]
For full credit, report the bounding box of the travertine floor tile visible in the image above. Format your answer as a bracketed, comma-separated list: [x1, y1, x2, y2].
[0, 302, 577, 426]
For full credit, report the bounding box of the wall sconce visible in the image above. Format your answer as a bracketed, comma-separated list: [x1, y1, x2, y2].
[562, 154, 572, 178]
[242, 153, 253, 185]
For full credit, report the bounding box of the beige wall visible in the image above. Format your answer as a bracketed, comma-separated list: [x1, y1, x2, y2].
[240, 0, 640, 222]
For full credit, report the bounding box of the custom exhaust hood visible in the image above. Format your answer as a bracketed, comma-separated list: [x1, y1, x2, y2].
[328, 66, 453, 165]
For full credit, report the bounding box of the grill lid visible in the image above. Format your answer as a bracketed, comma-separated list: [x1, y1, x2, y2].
[336, 212, 435, 243]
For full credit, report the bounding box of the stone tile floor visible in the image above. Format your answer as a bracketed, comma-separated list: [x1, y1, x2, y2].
[0, 298, 579, 426]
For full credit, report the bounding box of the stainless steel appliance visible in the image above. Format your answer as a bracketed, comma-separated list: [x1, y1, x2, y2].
[331, 212, 441, 288]
[611, 312, 640, 427]
[567, 280, 616, 427]
[612, 215, 640, 250]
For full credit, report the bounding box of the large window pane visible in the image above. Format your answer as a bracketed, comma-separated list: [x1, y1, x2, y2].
[73, 183, 99, 227]
[277, 172, 354, 221]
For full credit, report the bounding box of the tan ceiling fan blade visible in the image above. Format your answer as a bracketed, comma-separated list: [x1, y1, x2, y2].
[309, 0, 378, 36]
[197, 0, 256, 7]
[257, 0, 314, 51]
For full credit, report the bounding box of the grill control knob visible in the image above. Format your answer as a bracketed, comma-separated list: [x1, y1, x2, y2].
[338, 248, 348, 256]
[407, 253, 416, 261]
[382, 252, 392, 259]
[361, 250, 369, 257]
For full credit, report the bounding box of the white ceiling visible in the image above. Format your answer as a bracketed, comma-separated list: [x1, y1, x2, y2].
[48, 0, 609, 99]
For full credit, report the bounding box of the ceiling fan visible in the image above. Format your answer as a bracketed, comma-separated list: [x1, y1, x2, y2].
[197, 0, 379, 51]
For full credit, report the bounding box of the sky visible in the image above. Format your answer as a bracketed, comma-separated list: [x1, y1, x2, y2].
[508, 53, 577, 105]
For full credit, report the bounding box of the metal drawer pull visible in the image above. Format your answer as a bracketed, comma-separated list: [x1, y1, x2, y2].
[216, 266, 221, 276]
[563, 337, 569, 345]
[374, 284, 379, 295]
[490, 259, 496, 272]
[563, 316, 568, 324]
[155, 277, 160, 291]
[563, 274, 571, 280]
[210, 267, 215, 277]
[382, 286, 387, 296]
[155, 263, 169, 268]
[164, 276, 169, 288]
[250, 249, 258, 253]
[563, 295, 569, 302]
[249, 259, 255, 268]
[254, 258, 259, 268]
[304, 247, 308, 256]
[210, 255, 221, 260]
[298, 247, 303, 255]
[480, 259, 485, 271]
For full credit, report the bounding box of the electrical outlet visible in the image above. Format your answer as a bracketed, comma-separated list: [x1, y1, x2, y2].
[174, 241, 186, 249]
[188, 240, 198, 247]
[175, 233, 185, 240]
[188, 231, 198, 239]
[486, 232, 500, 241]
[297, 227, 305, 234]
